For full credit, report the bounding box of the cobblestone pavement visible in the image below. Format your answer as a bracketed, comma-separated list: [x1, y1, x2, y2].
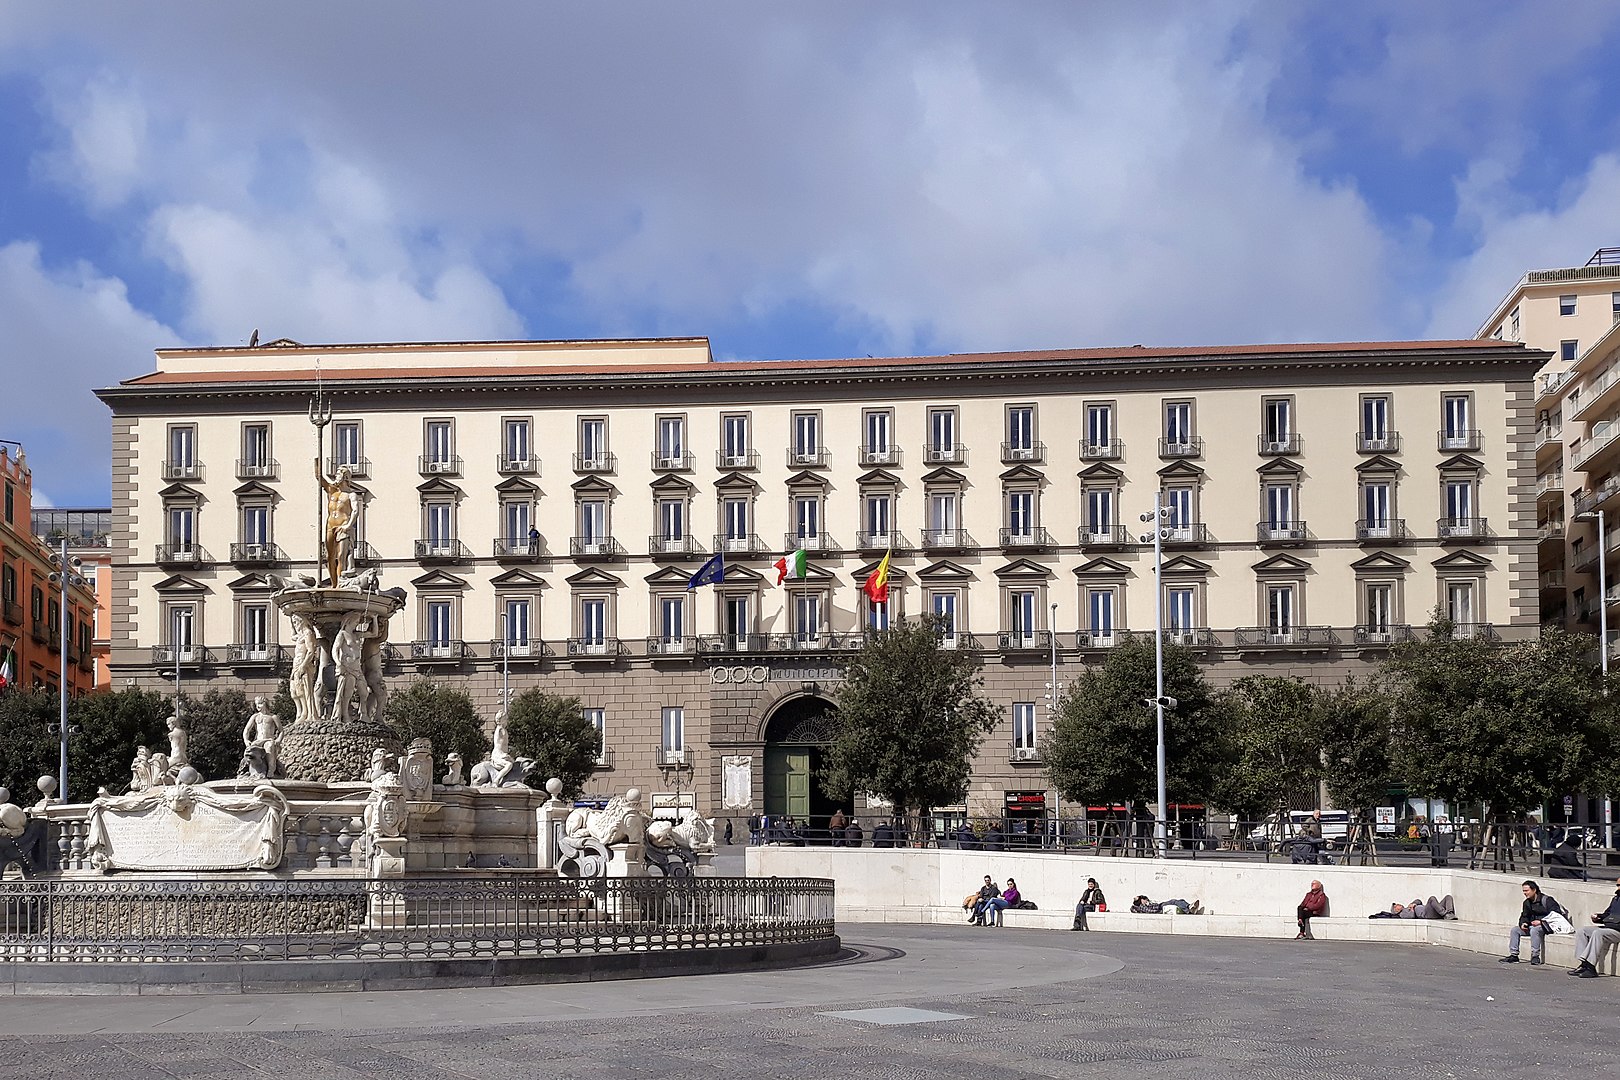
[1, 924, 1615, 1079]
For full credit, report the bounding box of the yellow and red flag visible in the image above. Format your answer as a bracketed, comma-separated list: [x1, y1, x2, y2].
[862, 548, 892, 604]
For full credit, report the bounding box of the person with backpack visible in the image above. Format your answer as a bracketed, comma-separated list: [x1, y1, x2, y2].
[1500, 879, 1567, 966]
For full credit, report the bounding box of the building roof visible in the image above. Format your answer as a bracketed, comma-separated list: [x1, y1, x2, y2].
[103, 337, 1534, 398]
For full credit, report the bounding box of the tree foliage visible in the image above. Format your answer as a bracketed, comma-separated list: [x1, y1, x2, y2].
[1385, 622, 1619, 818]
[1210, 675, 1322, 819]
[0, 689, 60, 800]
[1042, 635, 1225, 807]
[1319, 677, 1397, 817]
[178, 687, 252, 782]
[505, 689, 599, 798]
[821, 616, 998, 817]
[66, 687, 171, 797]
[384, 680, 490, 768]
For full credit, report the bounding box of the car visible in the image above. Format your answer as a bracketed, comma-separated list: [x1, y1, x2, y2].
[1247, 810, 1351, 845]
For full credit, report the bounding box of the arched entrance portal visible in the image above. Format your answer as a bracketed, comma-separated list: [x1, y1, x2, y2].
[762, 695, 841, 827]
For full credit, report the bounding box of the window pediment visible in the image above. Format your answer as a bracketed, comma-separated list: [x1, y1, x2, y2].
[232, 480, 278, 500]
[917, 560, 974, 581]
[644, 566, 694, 585]
[571, 475, 617, 495]
[1257, 458, 1303, 476]
[1160, 555, 1211, 576]
[1157, 460, 1206, 479]
[994, 558, 1054, 580]
[410, 569, 469, 589]
[1355, 455, 1402, 475]
[719, 565, 767, 583]
[715, 471, 761, 491]
[489, 568, 547, 587]
[1073, 557, 1131, 578]
[650, 473, 696, 493]
[1432, 550, 1491, 570]
[785, 469, 829, 489]
[921, 466, 968, 486]
[415, 477, 464, 497]
[1251, 552, 1311, 575]
[224, 573, 275, 592]
[998, 464, 1046, 484]
[852, 559, 909, 582]
[1078, 462, 1124, 482]
[1350, 552, 1412, 573]
[856, 468, 902, 488]
[153, 574, 209, 594]
[566, 567, 624, 588]
[1436, 453, 1484, 474]
[158, 482, 203, 501]
[494, 475, 540, 495]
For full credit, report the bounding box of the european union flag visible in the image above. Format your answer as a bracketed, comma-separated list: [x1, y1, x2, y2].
[687, 552, 725, 589]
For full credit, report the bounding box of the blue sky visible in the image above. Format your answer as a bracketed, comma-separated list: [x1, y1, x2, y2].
[4, 1, 1620, 507]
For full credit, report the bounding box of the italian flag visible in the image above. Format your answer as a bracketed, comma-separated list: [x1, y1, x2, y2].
[774, 548, 808, 585]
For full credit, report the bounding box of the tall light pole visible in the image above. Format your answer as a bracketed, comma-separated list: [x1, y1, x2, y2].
[1578, 507, 1611, 848]
[1048, 600, 1060, 843]
[48, 538, 85, 800]
[499, 610, 512, 714]
[1139, 495, 1176, 858]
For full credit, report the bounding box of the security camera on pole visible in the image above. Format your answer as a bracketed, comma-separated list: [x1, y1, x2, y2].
[1138, 496, 1175, 857]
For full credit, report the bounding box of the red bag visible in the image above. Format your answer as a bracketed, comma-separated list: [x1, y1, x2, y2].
[1096, 902, 1107, 912]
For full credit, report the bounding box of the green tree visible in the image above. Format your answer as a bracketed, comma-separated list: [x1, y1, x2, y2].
[820, 616, 998, 825]
[1319, 676, 1397, 820]
[505, 689, 599, 797]
[66, 686, 169, 796]
[384, 680, 489, 768]
[0, 689, 59, 799]
[1211, 675, 1322, 820]
[177, 687, 252, 782]
[1042, 635, 1225, 807]
[1385, 622, 1618, 820]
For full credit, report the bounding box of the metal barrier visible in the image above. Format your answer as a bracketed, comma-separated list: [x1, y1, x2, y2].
[0, 875, 835, 963]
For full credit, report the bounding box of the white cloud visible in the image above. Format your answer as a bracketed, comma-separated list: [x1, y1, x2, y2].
[0, 241, 178, 504]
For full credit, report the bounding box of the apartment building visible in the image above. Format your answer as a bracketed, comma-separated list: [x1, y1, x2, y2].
[1480, 249, 1620, 632]
[0, 445, 100, 695]
[97, 336, 1542, 822]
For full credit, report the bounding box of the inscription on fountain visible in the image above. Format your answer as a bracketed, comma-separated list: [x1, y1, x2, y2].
[84, 786, 290, 872]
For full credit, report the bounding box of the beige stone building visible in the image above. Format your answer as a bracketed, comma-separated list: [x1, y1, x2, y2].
[97, 335, 1543, 825]
[1478, 248, 1620, 635]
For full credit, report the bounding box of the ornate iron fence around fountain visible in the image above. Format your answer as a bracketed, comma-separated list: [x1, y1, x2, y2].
[0, 875, 835, 963]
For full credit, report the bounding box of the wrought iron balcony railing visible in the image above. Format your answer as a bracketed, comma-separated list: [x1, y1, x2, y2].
[570, 536, 625, 558]
[235, 458, 278, 480]
[716, 449, 760, 470]
[1158, 437, 1202, 459]
[1001, 442, 1045, 464]
[417, 455, 463, 476]
[414, 539, 473, 561]
[999, 527, 1055, 549]
[229, 542, 286, 565]
[1258, 433, 1302, 455]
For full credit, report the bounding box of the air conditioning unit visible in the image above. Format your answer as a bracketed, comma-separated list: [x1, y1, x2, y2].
[1266, 527, 1305, 541]
[1007, 446, 1034, 460]
[426, 459, 453, 473]
[720, 454, 745, 468]
[656, 457, 684, 470]
[1167, 631, 1200, 647]
[1263, 440, 1291, 454]
[791, 452, 818, 465]
[579, 541, 606, 555]
[1013, 746, 1039, 762]
[244, 544, 269, 560]
[505, 458, 530, 472]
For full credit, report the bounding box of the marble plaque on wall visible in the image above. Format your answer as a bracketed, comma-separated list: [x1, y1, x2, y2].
[84, 785, 290, 872]
[721, 756, 752, 810]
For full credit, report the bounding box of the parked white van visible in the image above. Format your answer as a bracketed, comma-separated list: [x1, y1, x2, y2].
[1247, 810, 1351, 845]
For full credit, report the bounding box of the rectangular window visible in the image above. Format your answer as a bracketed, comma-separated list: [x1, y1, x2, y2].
[656, 416, 685, 464]
[792, 495, 820, 542]
[579, 499, 607, 544]
[502, 419, 531, 468]
[1446, 581, 1475, 627]
[791, 412, 821, 462]
[721, 497, 750, 545]
[868, 598, 889, 632]
[657, 498, 686, 541]
[931, 591, 958, 644]
[1084, 404, 1113, 451]
[504, 598, 531, 647]
[241, 423, 270, 471]
[242, 504, 269, 546]
[1087, 588, 1115, 643]
[1007, 490, 1034, 537]
[580, 418, 609, 465]
[723, 594, 751, 646]
[1561, 294, 1577, 316]
[168, 605, 195, 654]
[661, 707, 685, 755]
[929, 492, 959, 533]
[1612, 292, 1620, 320]
[241, 603, 269, 652]
[1164, 401, 1192, 444]
[1361, 396, 1390, 446]
[503, 500, 532, 546]
[584, 707, 606, 757]
[425, 420, 453, 465]
[1013, 702, 1037, 752]
[1006, 406, 1035, 455]
[168, 425, 195, 468]
[1010, 589, 1037, 639]
[426, 601, 453, 648]
[1264, 483, 1295, 528]
[1362, 482, 1390, 533]
[659, 595, 685, 643]
[864, 410, 892, 456]
[1163, 488, 1194, 531]
[1562, 340, 1579, 362]
[1085, 488, 1114, 536]
[720, 414, 750, 465]
[425, 502, 453, 547]
[580, 597, 607, 647]
[928, 407, 957, 453]
[1442, 394, 1471, 442]
[1510, 306, 1520, 338]
[1263, 398, 1292, 443]
[793, 593, 822, 643]
[1364, 584, 1392, 635]
[1445, 480, 1474, 522]
[1266, 585, 1294, 638]
[1167, 587, 1195, 632]
[167, 506, 195, 551]
[333, 421, 362, 468]
[864, 493, 892, 540]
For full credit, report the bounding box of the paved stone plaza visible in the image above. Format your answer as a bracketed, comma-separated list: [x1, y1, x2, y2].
[0, 924, 1614, 1079]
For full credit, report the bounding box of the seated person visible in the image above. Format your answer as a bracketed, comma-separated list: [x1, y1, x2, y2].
[968, 875, 1000, 925]
[1073, 877, 1106, 931]
[1296, 880, 1329, 939]
[1500, 879, 1564, 966]
[1546, 833, 1588, 880]
[1130, 895, 1201, 915]
[1569, 874, 1620, 978]
[982, 878, 1020, 926]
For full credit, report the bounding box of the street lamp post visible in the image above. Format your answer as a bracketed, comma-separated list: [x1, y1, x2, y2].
[499, 610, 512, 714]
[48, 538, 86, 800]
[1048, 600, 1060, 842]
[1139, 495, 1176, 858]
[1577, 508, 1612, 849]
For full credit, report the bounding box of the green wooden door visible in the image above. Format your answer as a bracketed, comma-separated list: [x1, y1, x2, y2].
[764, 747, 813, 819]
